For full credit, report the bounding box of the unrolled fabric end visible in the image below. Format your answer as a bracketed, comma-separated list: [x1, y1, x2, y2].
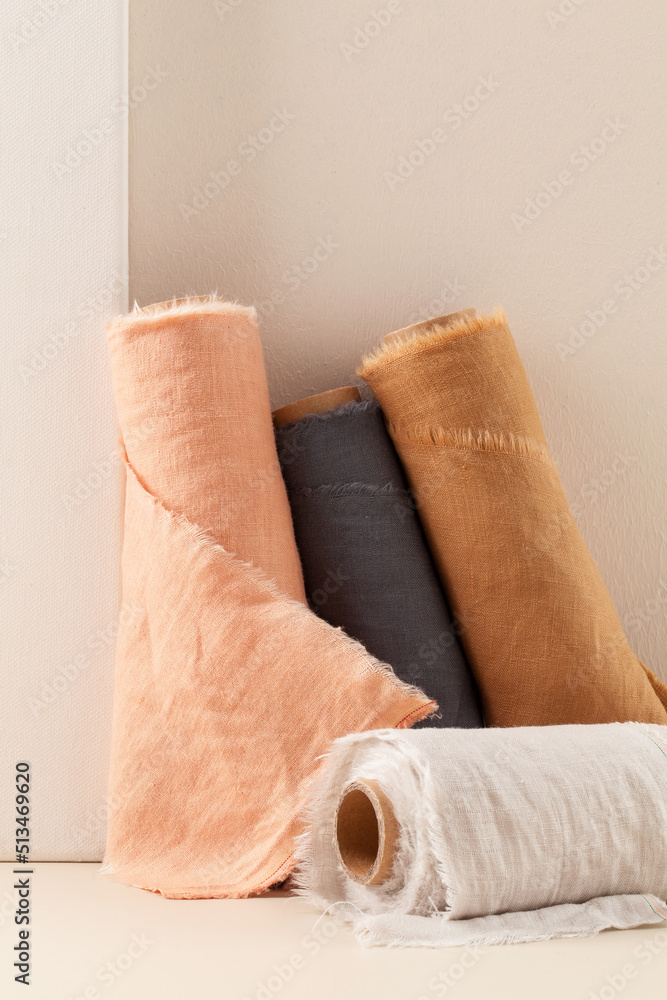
[351, 894, 667, 949]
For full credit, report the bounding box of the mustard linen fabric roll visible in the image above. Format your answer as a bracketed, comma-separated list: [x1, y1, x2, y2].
[358, 309, 667, 727]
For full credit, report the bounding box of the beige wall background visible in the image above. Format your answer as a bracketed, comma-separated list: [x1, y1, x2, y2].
[130, 0, 667, 678]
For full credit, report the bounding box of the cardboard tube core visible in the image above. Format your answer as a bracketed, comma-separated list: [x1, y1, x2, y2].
[384, 308, 477, 346]
[273, 386, 361, 428]
[335, 780, 399, 885]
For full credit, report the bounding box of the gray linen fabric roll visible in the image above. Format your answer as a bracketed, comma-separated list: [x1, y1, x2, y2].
[275, 397, 482, 728]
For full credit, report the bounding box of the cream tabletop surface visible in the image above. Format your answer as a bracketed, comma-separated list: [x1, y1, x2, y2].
[1, 863, 665, 1000]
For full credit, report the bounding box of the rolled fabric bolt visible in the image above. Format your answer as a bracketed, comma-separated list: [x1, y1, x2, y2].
[358, 308, 667, 726]
[102, 296, 436, 899]
[275, 391, 483, 727]
[296, 723, 667, 947]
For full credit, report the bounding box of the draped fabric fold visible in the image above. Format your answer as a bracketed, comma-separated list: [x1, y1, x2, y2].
[102, 297, 435, 898]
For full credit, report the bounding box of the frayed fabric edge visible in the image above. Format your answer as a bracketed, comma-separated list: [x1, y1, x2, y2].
[106, 294, 257, 336]
[357, 307, 507, 379]
[123, 462, 437, 711]
[291, 729, 452, 915]
[100, 838, 297, 900]
[352, 894, 667, 948]
[386, 423, 552, 461]
[100, 470, 436, 899]
[288, 482, 412, 500]
[275, 397, 381, 439]
[292, 730, 667, 949]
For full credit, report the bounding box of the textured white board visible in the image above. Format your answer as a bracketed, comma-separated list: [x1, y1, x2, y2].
[130, 0, 667, 683]
[0, 2, 127, 859]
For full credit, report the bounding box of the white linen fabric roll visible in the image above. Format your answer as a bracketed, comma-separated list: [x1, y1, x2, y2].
[296, 724, 667, 947]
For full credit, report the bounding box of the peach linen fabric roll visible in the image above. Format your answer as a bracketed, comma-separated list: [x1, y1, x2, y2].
[358, 308, 667, 727]
[102, 297, 434, 899]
